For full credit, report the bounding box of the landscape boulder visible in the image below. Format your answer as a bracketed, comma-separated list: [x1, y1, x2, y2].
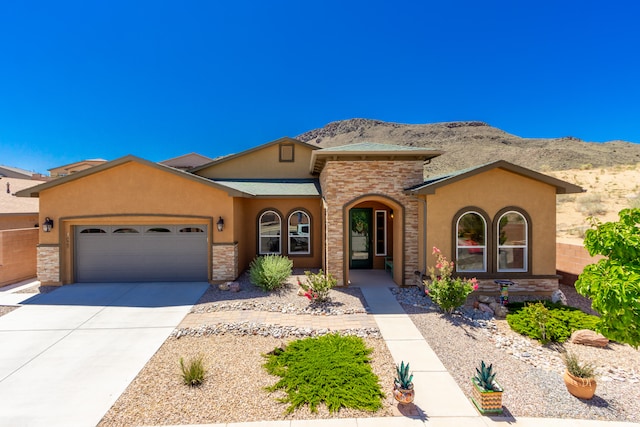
[551, 289, 568, 305]
[570, 329, 609, 347]
[477, 295, 494, 304]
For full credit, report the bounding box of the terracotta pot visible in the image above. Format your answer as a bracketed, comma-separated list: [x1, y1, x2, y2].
[470, 378, 503, 414]
[563, 370, 596, 399]
[393, 383, 415, 405]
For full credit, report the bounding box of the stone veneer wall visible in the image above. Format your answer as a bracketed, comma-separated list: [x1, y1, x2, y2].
[37, 245, 61, 285]
[320, 160, 424, 286]
[212, 242, 238, 282]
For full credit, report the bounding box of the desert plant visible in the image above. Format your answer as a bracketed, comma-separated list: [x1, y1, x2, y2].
[249, 255, 293, 291]
[298, 270, 337, 302]
[576, 209, 640, 348]
[425, 247, 478, 314]
[394, 361, 413, 389]
[474, 361, 501, 391]
[577, 193, 606, 216]
[179, 354, 206, 386]
[562, 351, 596, 379]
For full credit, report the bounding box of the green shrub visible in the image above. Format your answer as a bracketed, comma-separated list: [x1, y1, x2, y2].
[506, 301, 599, 343]
[576, 209, 640, 348]
[249, 255, 293, 291]
[263, 333, 384, 414]
[299, 270, 336, 302]
[179, 354, 206, 386]
[426, 247, 478, 314]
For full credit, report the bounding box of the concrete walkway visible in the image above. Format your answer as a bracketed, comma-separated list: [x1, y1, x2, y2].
[0, 281, 209, 427]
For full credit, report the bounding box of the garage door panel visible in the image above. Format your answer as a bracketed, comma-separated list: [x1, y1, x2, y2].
[75, 225, 208, 282]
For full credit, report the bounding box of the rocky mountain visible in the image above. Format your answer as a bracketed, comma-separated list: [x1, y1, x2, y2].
[296, 119, 640, 176]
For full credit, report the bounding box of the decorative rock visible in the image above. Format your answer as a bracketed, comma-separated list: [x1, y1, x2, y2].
[570, 329, 609, 347]
[478, 295, 494, 304]
[297, 287, 306, 296]
[229, 282, 240, 292]
[478, 303, 494, 314]
[494, 306, 509, 318]
[218, 282, 230, 291]
[551, 289, 568, 305]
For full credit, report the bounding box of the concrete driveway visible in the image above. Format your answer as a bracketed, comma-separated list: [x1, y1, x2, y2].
[0, 282, 209, 427]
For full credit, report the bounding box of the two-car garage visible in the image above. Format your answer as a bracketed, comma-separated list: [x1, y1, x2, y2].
[75, 224, 209, 282]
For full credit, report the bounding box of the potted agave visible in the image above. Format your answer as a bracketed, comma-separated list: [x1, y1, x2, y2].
[562, 351, 597, 399]
[393, 361, 415, 404]
[470, 361, 503, 414]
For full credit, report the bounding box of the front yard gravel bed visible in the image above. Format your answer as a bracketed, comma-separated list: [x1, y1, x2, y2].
[191, 271, 369, 316]
[98, 335, 396, 426]
[394, 287, 640, 423]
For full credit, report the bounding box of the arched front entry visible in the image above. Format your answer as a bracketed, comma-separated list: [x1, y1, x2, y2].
[343, 194, 404, 286]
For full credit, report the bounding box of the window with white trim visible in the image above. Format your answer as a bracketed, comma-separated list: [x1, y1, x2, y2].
[259, 211, 281, 254]
[456, 211, 487, 272]
[497, 211, 527, 272]
[288, 210, 310, 254]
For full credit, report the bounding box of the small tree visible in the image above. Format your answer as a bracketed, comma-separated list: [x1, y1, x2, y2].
[575, 208, 640, 348]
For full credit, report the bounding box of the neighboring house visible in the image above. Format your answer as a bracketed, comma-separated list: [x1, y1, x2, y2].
[0, 177, 42, 286]
[0, 165, 37, 180]
[17, 137, 583, 296]
[48, 159, 107, 178]
[0, 178, 41, 230]
[160, 153, 214, 171]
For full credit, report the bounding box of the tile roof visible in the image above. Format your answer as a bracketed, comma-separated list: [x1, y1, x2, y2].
[211, 179, 321, 197]
[322, 142, 439, 152]
[0, 178, 40, 214]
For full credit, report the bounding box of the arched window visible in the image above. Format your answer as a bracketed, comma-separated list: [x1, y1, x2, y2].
[497, 211, 528, 272]
[455, 211, 487, 272]
[288, 210, 310, 254]
[259, 210, 281, 254]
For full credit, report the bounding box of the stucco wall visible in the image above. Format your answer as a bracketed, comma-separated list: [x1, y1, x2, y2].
[197, 142, 315, 179]
[556, 242, 603, 285]
[38, 161, 235, 283]
[0, 228, 38, 286]
[424, 168, 558, 277]
[0, 214, 39, 231]
[233, 198, 323, 273]
[320, 160, 424, 286]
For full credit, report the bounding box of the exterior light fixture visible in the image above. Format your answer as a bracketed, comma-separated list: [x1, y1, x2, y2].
[42, 217, 54, 232]
[390, 209, 394, 219]
[216, 216, 224, 232]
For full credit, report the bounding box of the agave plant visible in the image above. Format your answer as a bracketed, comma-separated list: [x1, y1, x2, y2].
[474, 360, 500, 391]
[394, 361, 414, 389]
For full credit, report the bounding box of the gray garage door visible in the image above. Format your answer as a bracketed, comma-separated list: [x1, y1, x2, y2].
[75, 225, 208, 282]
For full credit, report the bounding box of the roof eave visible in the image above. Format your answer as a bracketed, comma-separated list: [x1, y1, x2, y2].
[404, 160, 585, 195]
[15, 155, 250, 198]
[310, 150, 443, 174]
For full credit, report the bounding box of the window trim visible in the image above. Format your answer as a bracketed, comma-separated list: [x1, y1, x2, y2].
[374, 210, 387, 256]
[454, 209, 488, 273]
[258, 210, 282, 255]
[496, 209, 529, 273]
[287, 209, 311, 255]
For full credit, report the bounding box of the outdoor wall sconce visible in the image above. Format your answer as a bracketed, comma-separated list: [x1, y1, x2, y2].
[216, 216, 224, 232]
[390, 210, 394, 219]
[42, 217, 54, 232]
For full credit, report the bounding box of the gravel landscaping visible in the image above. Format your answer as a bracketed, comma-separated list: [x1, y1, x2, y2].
[395, 285, 640, 423]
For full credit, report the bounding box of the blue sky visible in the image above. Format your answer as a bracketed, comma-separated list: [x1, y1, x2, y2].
[1, 1, 639, 174]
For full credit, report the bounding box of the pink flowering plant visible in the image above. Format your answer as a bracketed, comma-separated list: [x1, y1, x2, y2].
[299, 270, 336, 302]
[426, 247, 478, 314]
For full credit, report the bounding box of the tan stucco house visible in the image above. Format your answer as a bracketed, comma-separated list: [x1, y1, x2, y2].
[48, 159, 107, 178]
[17, 137, 583, 294]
